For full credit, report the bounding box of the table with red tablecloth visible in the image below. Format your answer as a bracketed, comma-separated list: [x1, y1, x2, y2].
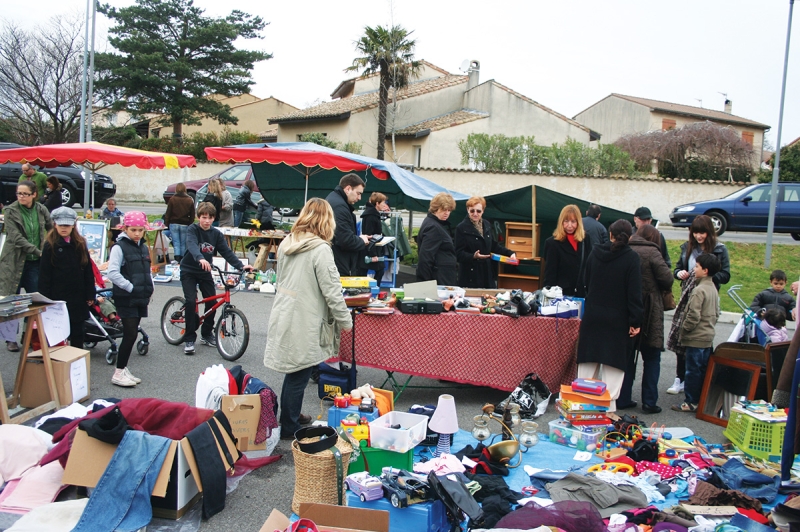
[337, 311, 580, 393]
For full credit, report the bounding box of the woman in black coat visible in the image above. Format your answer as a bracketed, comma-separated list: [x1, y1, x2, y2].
[455, 196, 515, 288]
[576, 219, 644, 412]
[543, 204, 592, 297]
[416, 192, 457, 285]
[359, 192, 389, 278]
[41, 176, 63, 212]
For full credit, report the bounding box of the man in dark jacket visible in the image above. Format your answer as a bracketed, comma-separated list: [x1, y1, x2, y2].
[325, 174, 370, 276]
[633, 207, 671, 269]
[582, 204, 608, 246]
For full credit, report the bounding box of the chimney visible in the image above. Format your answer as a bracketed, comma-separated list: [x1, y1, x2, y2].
[724, 99, 732, 114]
[467, 60, 480, 90]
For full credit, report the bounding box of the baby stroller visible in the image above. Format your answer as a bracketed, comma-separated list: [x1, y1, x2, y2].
[726, 284, 768, 346]
[85, 288, 150, 365]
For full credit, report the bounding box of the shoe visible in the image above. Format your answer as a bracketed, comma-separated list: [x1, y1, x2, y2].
[671, 402, 697, 412]
[617, 401, 638, 410]
[298, 413, 312, 425]
[111, 320, 124, 330]
[111, 369, 137, 387]
[642, 404, 662, 414]
[6, 341, 19, 352]
[123, 367, 141, 384]
[200, 335, 217, 347]
[184, 341, 195, 355]
[666, 377, 683, 395]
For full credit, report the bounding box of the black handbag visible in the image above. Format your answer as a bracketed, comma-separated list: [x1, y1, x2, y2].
[317, 310, 357, 399]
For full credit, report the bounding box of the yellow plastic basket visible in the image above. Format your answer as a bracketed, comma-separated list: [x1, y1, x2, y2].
[723, 410, 785, 463]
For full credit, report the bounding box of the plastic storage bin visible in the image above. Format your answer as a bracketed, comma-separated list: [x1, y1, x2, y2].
[369, 411, 428, 453]
[346, 490, 449, 532]
[723, 410, 785, 462]
[548, 419, 606, 451]
[327, 405, 380, 428]
[348, 440, 414, 474]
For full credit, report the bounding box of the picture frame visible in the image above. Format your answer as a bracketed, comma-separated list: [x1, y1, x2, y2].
[696, 355, 761, 427]
[76, 219, 109, 266]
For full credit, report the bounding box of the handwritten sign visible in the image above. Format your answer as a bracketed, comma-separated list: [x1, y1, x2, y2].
[70, 356, 89, 402]
[42, 302, 70, 346]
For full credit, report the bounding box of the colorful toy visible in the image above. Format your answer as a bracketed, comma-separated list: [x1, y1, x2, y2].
[345, 472, 384, 502]
[588, 462, 634, 475]
[491, 253, 520, 265]
[380, 469, 434, 508]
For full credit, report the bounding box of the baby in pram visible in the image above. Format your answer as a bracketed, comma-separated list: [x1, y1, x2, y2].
[91, 261, 122, 328]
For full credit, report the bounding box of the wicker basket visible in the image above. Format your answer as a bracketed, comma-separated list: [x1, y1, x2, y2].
[291, 434, 354, 514]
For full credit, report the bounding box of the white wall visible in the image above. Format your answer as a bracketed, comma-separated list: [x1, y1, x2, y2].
[106, 162, 746, 223]
[573, 95, 652, 144]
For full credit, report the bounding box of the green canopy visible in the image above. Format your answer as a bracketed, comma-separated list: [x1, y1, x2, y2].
[451, 185, 639, 255]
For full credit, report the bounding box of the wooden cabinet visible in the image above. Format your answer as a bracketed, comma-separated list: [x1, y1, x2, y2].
[497, 222, 541, 292]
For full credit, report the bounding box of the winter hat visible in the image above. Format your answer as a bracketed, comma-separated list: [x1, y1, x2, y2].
[122, 211, 150, 228]
[51, 207, 78, 226]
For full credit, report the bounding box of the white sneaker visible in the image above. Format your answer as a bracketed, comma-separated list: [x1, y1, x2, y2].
[666, 377, 683, 395]
[123, 367, 142, 384]
[111, 369, 137, 387]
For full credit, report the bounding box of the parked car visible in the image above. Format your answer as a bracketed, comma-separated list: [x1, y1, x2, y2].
[669, 182, 800, 239]
[344, 472, 384, 502]
[0, 142, 116, 208]
[194, 183, 265, 229]
[163, 163, 254, 203]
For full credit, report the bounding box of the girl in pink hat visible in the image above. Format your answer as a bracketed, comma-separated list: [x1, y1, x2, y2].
[106, 211, 153, 387]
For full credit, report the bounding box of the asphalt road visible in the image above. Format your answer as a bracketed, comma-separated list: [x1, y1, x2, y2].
[0, 279, 749, 531]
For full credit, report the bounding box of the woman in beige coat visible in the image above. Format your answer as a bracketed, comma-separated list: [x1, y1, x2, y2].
[264, 198, 352, 438]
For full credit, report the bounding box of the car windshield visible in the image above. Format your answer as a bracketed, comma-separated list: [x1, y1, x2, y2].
[722, 185, 761, 200]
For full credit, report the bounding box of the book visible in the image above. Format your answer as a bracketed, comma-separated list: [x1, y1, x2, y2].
[556, 404, 610, 422]
[559, 385, 612, 408]
[558, 399, 608, 412]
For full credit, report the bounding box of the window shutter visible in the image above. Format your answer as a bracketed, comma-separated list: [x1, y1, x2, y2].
[662, 119, 676, 131]
[742, 132, 754, 146]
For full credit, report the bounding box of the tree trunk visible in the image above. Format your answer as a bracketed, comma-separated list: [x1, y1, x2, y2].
[172, 118, 183, 144]
[376, 65, 389, 160]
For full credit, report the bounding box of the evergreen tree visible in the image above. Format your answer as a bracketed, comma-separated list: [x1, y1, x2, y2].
[95, 0, 271, 140]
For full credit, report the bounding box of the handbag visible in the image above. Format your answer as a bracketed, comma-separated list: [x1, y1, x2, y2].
[662, 290, 676, 311]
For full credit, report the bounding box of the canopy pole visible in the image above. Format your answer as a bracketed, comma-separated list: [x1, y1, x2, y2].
[304, 168, 309, 203]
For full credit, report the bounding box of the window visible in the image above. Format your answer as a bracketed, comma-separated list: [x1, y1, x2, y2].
[218, 165, 250, 182]
[742, 131, 754, 146]
[662, 119, 676, 131]
[784, 185, 800, 202]
[748, 186, 774, 202]
[413, 145, 421, 169]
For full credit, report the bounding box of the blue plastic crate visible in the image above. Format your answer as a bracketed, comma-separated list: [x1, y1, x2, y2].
[327, 404, 380, 428]
[346, 490, 449, 532]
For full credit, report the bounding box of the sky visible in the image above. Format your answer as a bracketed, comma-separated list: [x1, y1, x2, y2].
[3, 0, 799, 148]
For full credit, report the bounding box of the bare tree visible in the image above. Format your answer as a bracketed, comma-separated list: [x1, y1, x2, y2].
[0, 15, 85, 144]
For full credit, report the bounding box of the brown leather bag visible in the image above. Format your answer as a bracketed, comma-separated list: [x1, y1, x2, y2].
[662, 290, 677, 311]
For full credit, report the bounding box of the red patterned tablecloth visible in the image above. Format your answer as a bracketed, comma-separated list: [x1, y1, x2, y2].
[337, 312, 580, 392]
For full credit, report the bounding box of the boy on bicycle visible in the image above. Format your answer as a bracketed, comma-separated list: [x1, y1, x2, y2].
[181, 202, 253, 354]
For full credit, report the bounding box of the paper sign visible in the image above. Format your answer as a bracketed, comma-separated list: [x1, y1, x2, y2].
[573, 451, 593, 461]
[41, 302, 70, 346]
[70, 356, 88, 402]
[0, 320, 19, 342]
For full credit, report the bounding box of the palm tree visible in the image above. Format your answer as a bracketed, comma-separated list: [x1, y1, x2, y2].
[346, 25, 420, 160]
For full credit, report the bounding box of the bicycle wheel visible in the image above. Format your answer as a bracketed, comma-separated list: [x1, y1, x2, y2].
[161, 296, 187, 345]
[215, 306, 249, 361]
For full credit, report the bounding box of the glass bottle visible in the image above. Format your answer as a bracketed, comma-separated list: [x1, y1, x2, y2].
[509, 403, 521, 431]
[501, 404, 514, 440]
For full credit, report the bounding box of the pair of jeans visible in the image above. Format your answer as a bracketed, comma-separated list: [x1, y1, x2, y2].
[684, 346, 712, 405]
[618, 345, 663, 407]
[72, 430, 170, 532]
[233, 210, 244, 229]
[279, 366, 314, 436]
[181, 272, 216, 343]
[169, 223, 188, 258]
[17, 259, 40, 294]
[712, 458, 780, 502]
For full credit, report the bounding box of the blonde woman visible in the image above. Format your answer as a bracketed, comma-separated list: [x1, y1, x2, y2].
[416, 192, 457, 285]
[264, 198, 352, 438]
[543, 204, 592, 297]
[204, 179, 223, 227]
[216, 178, 234, 227]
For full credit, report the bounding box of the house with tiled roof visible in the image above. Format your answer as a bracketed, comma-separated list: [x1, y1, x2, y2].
[574, 94, 770, 169]
[269, 61, 591, 168]
[151, 95, 298, 140]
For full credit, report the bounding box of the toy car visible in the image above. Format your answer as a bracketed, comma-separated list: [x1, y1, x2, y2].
[380, 469, 433, 508]
[344, 472, 384, 502]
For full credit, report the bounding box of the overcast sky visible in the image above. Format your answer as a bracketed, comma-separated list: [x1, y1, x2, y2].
[4, 0, 799, 148]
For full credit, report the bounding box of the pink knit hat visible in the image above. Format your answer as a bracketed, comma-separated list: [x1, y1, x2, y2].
[122, 211, 150, 229]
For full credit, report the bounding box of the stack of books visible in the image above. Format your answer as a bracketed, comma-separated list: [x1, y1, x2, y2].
[0, 294, 32, 317]
[557, 384, 613, 431]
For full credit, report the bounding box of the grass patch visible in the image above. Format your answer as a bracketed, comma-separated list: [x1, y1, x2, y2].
[666, 240, 797, 313]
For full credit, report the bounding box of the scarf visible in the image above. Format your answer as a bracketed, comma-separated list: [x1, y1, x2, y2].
[566, 233, 578, 251]
[19, 204, 41, 262]
[471, 217, 484, 236]
[666, 273, 697, 356]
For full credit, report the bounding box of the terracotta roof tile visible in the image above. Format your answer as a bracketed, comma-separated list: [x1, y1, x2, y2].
[612, 94, 769, 129]
[391, 109, 489, 136]
[270, 75, 468, 123]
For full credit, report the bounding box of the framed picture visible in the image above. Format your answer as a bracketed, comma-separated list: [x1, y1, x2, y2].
[696, 356, 760, 427]
[76, 219, 109, 265]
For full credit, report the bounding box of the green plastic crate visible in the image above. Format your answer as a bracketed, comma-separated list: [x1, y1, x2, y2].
[348, 440, 413, 474]
[723, 410, 785, 462]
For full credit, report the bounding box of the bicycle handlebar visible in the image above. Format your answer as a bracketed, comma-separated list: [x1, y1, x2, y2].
[213, 265, 246, 289]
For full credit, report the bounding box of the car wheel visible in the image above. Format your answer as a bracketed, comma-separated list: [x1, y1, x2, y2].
[792, 233, 800, 241]
[707, 211, 727, 236]
[390, 493, 401, 508]
[360, 493, 367, 502]
[61, 184, 77, 207]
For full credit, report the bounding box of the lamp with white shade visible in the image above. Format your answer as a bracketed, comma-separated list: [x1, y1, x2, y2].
[428, 394, 459, 456]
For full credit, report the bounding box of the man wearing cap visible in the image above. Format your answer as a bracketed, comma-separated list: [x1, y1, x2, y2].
[634, 206, 671, 268]
[582, 204, 608, 246]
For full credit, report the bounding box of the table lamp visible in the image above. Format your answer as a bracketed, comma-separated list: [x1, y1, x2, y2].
[428, 394, 459, 457]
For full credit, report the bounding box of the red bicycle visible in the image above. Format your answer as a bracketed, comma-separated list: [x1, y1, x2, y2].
[160, 266, 250, 360]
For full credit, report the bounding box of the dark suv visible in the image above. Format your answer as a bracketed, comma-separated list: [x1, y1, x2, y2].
[0, 142, 117, 208]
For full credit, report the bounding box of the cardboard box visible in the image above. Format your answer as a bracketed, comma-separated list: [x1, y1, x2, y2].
[220, 394, 266, 451]
[260, 503, 389, 532]
[19, 346, 90, 408]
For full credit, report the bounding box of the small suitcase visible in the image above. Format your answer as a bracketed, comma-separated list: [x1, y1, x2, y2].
[571, 378, 607, 396]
